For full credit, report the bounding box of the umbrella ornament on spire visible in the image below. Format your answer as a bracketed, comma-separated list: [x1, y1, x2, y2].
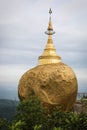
[45, 8, 55, 35]
[49, 8, 52, 15]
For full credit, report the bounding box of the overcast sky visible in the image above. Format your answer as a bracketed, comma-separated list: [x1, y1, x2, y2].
[0, 0, 87, 100]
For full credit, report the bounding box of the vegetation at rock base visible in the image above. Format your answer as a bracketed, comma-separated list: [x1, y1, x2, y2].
[0, 118, 11, 130]
[0, 97, 87, 130]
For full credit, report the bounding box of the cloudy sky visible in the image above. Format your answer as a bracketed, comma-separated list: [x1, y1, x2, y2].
[0, 0, 87, 100]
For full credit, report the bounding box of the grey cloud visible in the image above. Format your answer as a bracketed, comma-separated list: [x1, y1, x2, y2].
[0, 48, 39, 65]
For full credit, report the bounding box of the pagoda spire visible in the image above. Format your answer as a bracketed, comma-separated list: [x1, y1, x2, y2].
[38, 8, 61, 65]
[45, 8, 55, 35]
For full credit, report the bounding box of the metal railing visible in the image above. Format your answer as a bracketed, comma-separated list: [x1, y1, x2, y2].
[77, 93, 87, 99]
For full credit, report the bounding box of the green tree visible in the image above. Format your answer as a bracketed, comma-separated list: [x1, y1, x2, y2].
[13, 96, 87, 130]
[62, 112, 87, 130]
[53, 127, 63, 130]
[0, 118, 9, 130]
[34, 125, 42, 130]
[9, 120, 26, 130]
[15, 96, 45, 130]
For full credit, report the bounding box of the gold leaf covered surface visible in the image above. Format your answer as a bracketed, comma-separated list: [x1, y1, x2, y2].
[18, 63, 78, 110]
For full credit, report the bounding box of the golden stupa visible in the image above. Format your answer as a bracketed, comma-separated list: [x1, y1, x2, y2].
[39, 9, 61, 65]
[18, 9, 78, 111]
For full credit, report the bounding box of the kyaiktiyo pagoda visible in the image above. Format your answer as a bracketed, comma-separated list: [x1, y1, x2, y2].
[18, 9, 78, 111]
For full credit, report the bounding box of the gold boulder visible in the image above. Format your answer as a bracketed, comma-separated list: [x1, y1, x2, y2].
[18, 63, 78, 111]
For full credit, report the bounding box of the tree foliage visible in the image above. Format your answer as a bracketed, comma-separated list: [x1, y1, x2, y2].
[1, 97, 87, 130]
[9, 120, 26, 130]
[0, 118, 9, 130]
[12, 96, 87, 130]
[14, 96, 46, 130]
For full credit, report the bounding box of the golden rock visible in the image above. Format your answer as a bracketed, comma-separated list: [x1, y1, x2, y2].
[18, 9, 78, 111]
[18, 63, 78, 110]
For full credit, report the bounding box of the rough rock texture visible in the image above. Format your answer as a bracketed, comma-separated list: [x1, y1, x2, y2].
[18, 63, 78, 111]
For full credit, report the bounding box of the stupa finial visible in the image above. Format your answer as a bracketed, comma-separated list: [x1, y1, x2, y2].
[45, 8, 55, 35]
[49, 8, 52, 15]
